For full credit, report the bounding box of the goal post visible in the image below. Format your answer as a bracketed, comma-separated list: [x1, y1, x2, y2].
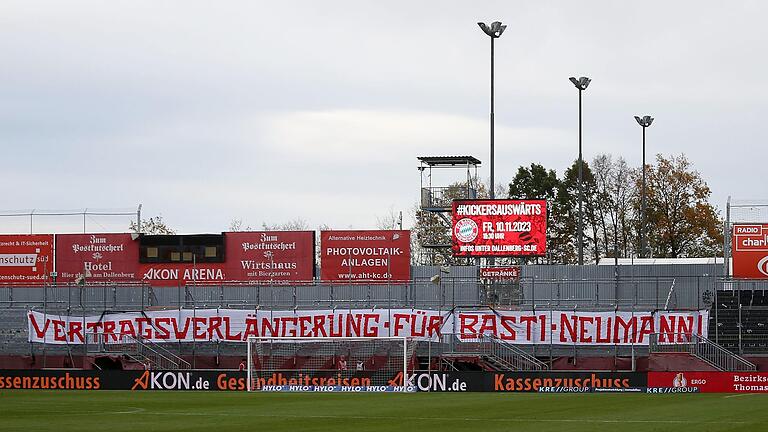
[246, 336, 416, 392]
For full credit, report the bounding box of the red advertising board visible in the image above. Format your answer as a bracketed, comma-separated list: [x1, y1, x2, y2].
[480, 266, 520, 281]
[648, 371, 768, 393]
[320, 230, 410, 283]
[55, 234, 139, 283]
[732, 224, 768, 279]
[139, 263, 228, 286]
[452, 200, 547, 257]
[0, 234, 53, 285]
[224, 231, 315, 282]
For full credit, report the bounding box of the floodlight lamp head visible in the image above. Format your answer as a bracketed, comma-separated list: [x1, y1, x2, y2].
[478, 21, 505, 37]
[635, 115, 654, 127]
[570, 76, 590, 90]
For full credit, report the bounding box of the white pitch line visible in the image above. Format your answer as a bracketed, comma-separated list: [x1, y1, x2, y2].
[723, 393, 755, 399]
[126, 412, 748, 425]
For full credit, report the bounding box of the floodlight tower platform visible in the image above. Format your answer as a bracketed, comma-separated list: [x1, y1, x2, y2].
[418, 156, 481, 212]
[417, 156, 481, 250]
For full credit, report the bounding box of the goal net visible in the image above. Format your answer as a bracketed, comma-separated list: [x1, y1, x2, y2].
[246, 337, 417, 392]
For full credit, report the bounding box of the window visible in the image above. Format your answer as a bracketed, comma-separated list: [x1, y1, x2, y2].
[139, 234, 225, 263]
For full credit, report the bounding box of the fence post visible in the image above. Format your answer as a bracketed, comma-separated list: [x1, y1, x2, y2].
[696, 277, 701, 310]
[714, 283, 719, 344]
[738, 281, 743, 356]
[595, 281, 599, 307]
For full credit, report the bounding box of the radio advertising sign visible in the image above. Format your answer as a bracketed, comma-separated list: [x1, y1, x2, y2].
[0, 234, 53, 285]
[320, 230, 410, 283]
[55, 234, 139, 283]
[224, 231, 315, 283]
[452, 200, 547, 257]
[732, 224, 768, 279]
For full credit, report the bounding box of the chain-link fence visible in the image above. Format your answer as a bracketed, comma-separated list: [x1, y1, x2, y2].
[2, 266, 767, 367]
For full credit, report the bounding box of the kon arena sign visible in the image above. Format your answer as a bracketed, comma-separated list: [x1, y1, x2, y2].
[732, 224, 768, 279]
[452, 200, 547, 257]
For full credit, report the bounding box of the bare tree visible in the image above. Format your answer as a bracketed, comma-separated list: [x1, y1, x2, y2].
[592, 154, 636, 261]
[262, 218, 311, 231]
[376, 206, 402, 230]
[228, 218, 252, 232]
[129, 215, 176, 235]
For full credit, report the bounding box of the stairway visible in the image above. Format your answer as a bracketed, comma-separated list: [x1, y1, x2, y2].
[86, 333, 191, 370]
[649, 332, 756, 371]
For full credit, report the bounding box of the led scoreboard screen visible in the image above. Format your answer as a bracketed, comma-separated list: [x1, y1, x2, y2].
[452, 199, 547, 257]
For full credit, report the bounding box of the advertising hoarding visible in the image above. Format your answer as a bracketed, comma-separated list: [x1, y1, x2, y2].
[732, 224, 768, 279]
[452, 200, 547, 257]
[55, 233, 139, 283]
[138, 263, 228, 286]
[320, 230, 410, 283]
[224, 231, 314, 282]
[0, 369, 248, 391]
[479, 266, 521, 281]
[0, 234, 53, 285]
[647, 372, 768, 393]
[401, 371, 646, 392]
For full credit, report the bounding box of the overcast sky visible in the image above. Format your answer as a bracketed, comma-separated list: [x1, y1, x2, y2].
[2, 1, 766, 234]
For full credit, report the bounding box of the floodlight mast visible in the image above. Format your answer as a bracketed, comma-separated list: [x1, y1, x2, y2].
[477, 21, 506, 200]
[569, 76, 591, 265]
[634, 115, 654, 258]
[478, 20, 506, 269]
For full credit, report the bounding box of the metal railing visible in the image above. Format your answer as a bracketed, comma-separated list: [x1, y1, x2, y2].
[420, 187, 477, 209]
[439, 333, 548, 371]
[86, 333, 191, 370]
[649, 332, 756, 371]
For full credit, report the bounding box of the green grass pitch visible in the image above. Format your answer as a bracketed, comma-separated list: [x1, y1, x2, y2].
[1, 391, 766, 432]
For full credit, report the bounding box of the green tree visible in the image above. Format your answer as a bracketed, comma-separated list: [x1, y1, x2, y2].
[507, 164, 569, 264]
[557, 161, 599, 264]
[508, 163, 559, 202]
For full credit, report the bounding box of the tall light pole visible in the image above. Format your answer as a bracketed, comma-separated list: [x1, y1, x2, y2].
[478, 21, 506, 199]
[634, 115, 654, 258]
[569, 76, 591, 265]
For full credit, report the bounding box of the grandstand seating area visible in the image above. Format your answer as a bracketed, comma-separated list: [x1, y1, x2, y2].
[0, 264, 766, 371]
[710, 289, 768, 353]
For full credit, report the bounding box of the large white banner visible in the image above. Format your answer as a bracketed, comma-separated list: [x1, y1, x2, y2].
[27, 308, 708, 346]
